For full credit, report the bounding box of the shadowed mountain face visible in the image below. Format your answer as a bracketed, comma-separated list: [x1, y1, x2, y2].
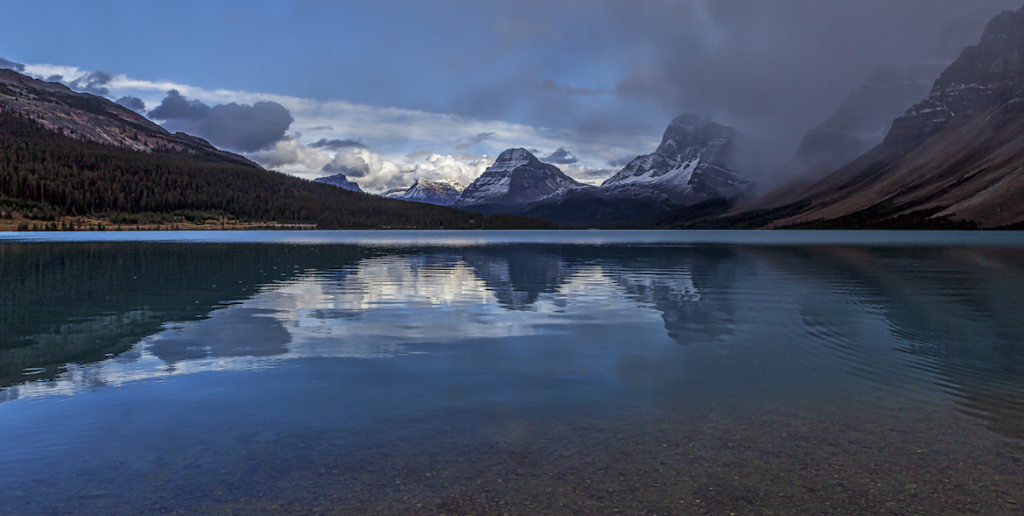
[601, 114, 753, 204]
[385, 178, 464, 206]
[520, 115, 757, 226]
[746, 6, 1024, 229]
[454, 148, 586, 215]
[777, 67, 936, 189]
[314, 173, 363, 193]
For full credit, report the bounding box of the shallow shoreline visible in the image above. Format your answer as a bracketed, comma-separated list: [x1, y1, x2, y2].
[3, 399, 1021, 515]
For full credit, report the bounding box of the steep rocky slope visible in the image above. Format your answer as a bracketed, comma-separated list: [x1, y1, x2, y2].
[744, 5, 1024, 229]
[454, 148, 587, 214]
[0, 68, 256, 168]
[601, 114, 753, 204]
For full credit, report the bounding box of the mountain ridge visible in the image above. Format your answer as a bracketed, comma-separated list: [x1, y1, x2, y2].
[0, 68, 258, 168]
[732, 5, 1024, 229]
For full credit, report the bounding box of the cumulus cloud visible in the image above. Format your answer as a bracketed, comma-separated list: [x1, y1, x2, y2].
[0, 57, 25, 72]
[149, 89, 210, 120]
[292, 146, 496, 192]
[322, 153, 372, 178]
[149, 90, 293, 153]
[406, 150, 436, 160]
[406, 153, 493, 189]
[308, 138, 368, 150]
[318, 149, 411, 190]
[249, 137, 333, 170]
[115, 96, 146, 112]
[542, 147, 579, 164]
[555, 164, 618, 186]
[67, 71, 114, 96]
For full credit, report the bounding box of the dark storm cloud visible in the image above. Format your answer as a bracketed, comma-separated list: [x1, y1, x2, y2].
[149, 90, 210, 120]
[410, 0, 1019, 171]
[67, 71, 114, 96]
[542, 147, 578, 164]
[0, 57, 25, 71]
[149, 90, 293, 153]
[308, 138, 368, 150]
[115, 96, 146, 112]
[452, 132, 496, 151]
[600, 0, 1021, 156]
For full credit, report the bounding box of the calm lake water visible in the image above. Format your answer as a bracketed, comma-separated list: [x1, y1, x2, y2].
[1, 230, 1023, 515]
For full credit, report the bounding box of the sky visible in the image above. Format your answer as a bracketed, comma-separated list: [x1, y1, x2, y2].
[1, 0, 1020, 193]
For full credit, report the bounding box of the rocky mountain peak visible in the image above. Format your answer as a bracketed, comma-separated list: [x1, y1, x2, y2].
[491, 148, 540, 171]
[385, 177, 464, 206]
[885, 6, 1024, 150]
[314, 173, 363, 193]
[600, 114, 751, 204]
[658, 114, 732, 153]
[454, 148, 586, 213]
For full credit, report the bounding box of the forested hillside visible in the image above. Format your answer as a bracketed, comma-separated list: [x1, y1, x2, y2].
[0, 110, 554, 229]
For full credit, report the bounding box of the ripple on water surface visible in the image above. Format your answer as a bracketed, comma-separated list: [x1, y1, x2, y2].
[0, 235, 1023, 514]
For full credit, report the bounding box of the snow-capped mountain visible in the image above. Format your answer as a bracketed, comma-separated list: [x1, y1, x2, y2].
[314, 173, 363, 193]
[384, 178, 464, 206]
[454, 148, 588, 214]
[600, 114, 753, 204]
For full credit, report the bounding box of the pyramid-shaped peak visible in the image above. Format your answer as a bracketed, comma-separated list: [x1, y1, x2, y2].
[493, 148, 540, 168]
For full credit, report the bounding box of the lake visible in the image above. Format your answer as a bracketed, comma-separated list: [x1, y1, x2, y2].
[2, 230, 1023, 515]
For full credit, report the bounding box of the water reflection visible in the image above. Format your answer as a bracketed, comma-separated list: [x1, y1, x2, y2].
[1, 241, 1023, 446]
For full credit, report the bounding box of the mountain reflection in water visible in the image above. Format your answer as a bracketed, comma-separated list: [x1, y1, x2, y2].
[2, 235, 1024, 513]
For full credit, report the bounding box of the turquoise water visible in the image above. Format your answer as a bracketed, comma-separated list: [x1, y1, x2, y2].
[1, 231, 1023, 515]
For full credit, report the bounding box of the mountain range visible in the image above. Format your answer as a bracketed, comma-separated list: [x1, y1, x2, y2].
[3, 4, 1024, 230]
[0, 68, 554, 230]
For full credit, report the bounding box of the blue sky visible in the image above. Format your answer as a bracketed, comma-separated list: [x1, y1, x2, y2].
[1, 0, 1019, 192]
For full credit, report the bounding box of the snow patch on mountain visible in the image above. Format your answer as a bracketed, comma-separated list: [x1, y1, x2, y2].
[454, 148, 587, 211]
[600, 114, 752, 204]
[384, 178, 464, 206]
